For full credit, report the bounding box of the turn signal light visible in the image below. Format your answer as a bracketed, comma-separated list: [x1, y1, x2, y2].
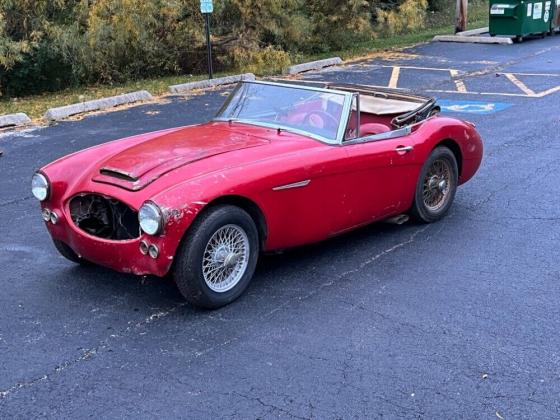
[42, 208, 51, 222]
[139, 240, 149, 255]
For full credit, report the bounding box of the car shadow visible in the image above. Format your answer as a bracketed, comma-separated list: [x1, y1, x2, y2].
[50, 218, 431, 318]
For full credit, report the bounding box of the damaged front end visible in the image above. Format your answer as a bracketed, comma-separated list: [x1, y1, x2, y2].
[69, 194, 140, 240]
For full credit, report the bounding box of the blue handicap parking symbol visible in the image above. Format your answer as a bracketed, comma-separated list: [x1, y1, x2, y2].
[437, 99, 512, 115]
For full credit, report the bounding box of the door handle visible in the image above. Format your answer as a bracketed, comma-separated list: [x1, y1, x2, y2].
[395, 145, 414, 153]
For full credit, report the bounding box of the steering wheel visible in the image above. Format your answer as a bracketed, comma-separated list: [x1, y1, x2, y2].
[303, 110, 338, 130]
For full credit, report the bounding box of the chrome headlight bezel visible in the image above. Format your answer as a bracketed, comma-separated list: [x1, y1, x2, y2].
[138, 201, 164, 236]
[31, 172, 50, 202]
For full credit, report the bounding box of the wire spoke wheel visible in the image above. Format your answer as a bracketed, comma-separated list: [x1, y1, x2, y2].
[422, 158, 452, 212]
[202, 224, 250, 293]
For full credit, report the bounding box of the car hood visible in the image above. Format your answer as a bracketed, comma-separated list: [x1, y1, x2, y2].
[92, 124, 270, 191]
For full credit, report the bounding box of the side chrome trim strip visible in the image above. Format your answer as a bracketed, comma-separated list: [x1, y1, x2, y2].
[272, 180, 311, 191]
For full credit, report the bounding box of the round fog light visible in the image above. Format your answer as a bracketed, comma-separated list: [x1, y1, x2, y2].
[148, 244, 159, 259]
[139, 240, 149, 255]
[50, 211, 59, 225]
[42, 208, 51, 222]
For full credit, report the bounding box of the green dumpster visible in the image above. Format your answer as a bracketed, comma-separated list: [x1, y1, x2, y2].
[489, 0, 555, 41]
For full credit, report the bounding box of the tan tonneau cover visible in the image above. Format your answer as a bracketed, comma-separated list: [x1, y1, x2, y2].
[358, 95, 421, 116]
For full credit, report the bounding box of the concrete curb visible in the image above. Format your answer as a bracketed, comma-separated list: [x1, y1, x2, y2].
[44, 91, 153, 121]
[169, 73, 256, 94]
[284, 57, 343, 75]
[0, 113, 32, 128]
[456, 27, 489, 37]
[433, 35, 513, 45]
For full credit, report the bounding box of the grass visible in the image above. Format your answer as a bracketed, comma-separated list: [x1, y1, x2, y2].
[0, 5, 489, 121]
[0, 73, 230, 121]
[307, 17, 489, 63]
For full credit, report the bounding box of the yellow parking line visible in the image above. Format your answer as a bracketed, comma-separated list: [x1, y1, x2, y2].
[503, 73, 536, 96]
[449, 70, 467, 93]
[376, 65, 560, 98]
[536, 86, 560, 97]
[388, 67, 400, 88]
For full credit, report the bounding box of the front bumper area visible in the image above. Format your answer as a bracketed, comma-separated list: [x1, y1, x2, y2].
[43, 203, 174, 277]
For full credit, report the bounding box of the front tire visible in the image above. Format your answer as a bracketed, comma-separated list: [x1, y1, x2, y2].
[411, 146, 458, 223]
[52, 239, 88, 265]
[173, 205, 259, 309]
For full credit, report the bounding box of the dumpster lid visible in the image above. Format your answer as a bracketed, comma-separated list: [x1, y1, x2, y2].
[491, 4, 517, 10]
[490, 4, 517, 14]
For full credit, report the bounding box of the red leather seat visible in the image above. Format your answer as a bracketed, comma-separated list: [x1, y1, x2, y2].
[360, 123, 391, 137]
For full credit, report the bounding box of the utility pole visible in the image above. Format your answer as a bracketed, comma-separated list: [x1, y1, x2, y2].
[455, 0, 469, 33]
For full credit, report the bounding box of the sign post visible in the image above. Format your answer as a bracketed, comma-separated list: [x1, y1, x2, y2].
[200, 0, 214, 79]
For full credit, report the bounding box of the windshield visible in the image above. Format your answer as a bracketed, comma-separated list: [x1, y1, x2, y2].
[215, 82, 350, 144]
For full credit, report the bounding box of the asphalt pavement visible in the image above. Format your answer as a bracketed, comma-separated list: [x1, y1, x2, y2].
[1, 36, 560, 419]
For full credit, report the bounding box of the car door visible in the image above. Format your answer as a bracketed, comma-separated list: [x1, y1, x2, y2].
[329, 133, 421, 233]
[258, 143, 358, 249]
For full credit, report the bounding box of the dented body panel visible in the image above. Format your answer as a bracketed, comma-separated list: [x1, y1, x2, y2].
[37, 88, 483, 278]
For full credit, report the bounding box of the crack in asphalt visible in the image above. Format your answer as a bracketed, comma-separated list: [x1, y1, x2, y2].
[448, 44, 560, 79]
[232, 391, 310, 420]
[0, 196, 33, 208]
[0, 304, 187, 400]
[327, 43, 560, 99]
[0, 224, 431, 402]
[3, 41, 557, 416]
[414, 44, 560, 94]
[466, 158, 558, 211]
[339, 225, 430, 278]
[264, 224, 430, 318]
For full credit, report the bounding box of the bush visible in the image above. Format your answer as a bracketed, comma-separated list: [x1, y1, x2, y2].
[55, 0, 205, 84]
[0, 0, 484, 97]
[0, 40, 75, 96]
[230, 45, 291, 75]
[306, 0, 373, 52]
[376, 0, 429, 35]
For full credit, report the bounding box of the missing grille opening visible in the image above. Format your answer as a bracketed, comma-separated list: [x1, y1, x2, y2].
[70, 194, 140, 240]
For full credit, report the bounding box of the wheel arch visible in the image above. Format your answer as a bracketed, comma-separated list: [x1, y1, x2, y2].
[434, 139, 462, 176]
[198, 195, 268, 250]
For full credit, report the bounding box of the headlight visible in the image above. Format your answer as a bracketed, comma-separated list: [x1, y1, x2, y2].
[139, 202, 163, 235]
[31, 173, 50, 201]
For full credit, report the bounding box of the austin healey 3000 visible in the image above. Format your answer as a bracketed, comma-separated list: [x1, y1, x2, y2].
[32, 80, 483, 308]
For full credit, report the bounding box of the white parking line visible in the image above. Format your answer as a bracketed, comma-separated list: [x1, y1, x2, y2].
[380, 65, 458, 72]
[497, 72, 560, 77]
[427, 90, 535, 98]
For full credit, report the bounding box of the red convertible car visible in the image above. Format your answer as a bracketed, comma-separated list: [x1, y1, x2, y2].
[32, 81, 483, 308]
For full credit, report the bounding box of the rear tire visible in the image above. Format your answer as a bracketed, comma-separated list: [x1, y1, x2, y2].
[173, 205, 259, 309]
[411, 146, 458, 223]
[52, 240, 88, 265]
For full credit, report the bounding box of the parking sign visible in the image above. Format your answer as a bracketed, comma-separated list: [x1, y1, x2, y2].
[200, 0, 213, 13]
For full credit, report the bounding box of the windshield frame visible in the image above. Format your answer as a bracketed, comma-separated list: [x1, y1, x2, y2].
[213, 80, 354, 145]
